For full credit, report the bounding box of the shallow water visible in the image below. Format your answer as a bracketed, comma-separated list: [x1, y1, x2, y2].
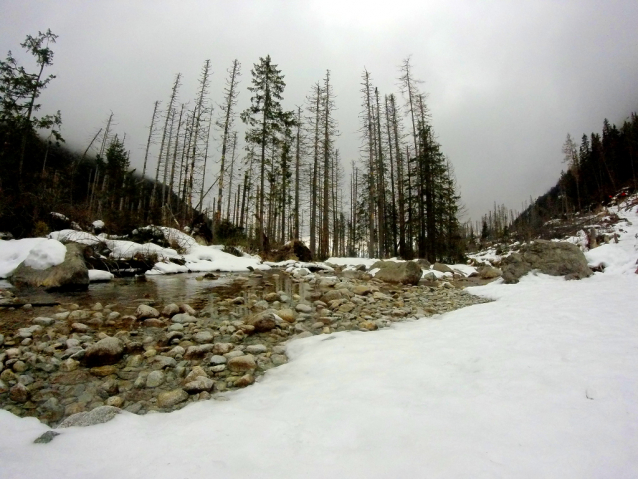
[0, 271, 321, 333]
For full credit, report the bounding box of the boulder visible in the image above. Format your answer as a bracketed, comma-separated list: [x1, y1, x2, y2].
[276, 308, 296, 323]
[478, 265, 502, 279]
[373, 261, 422, 285]
[269, 239, 313, 262]
[157, 389, 189, 408]
[246, 310, 281, 332]
[11, 242, 89, 291]
[501, 240, 593, 284]
[416, 259, 431, 269]
[162, 303, 180, 317]
[136, 304, 159, 320]
[432, 263, 453, 273]
[83, 337, 124, 367]
[183, 377, 215, 393]
[57, 406, 121, 428]
[227, 355, 257, 373]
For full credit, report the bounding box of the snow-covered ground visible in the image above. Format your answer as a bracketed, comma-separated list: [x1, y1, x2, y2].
[1, 202, 637, 477]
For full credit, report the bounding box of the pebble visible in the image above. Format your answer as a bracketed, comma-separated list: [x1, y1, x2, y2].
[146, 370, 165, 388]
[295, 303, 312, 313]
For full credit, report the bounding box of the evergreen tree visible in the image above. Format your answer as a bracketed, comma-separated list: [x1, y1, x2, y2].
[240, 55, 290, 250]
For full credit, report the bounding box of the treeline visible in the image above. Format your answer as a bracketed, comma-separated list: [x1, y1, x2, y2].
[476, 113, 638, 243]
[1, 30, 465, 262]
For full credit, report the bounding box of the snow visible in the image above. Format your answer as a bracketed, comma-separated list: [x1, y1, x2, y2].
[92, 220, 104, 229]
[449, 263, 477, 276]
[2, 201, 638, 477]
[88, 270, 114, 282]
[0, 238, 66, 278]
[325, 256, 379, 268]
[48, 230, 102, 246]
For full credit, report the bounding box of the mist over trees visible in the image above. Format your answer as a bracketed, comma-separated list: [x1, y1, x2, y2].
[1, 31, 467, 262]
[472, 114, 638, 245]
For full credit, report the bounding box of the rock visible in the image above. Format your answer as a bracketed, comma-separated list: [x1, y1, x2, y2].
[295, 303, 312, 313]
[184, 344, 214, 359]
[234, 373, 255, 388]
[11, 242, 89, 291]
[136, 304, 159, 320]
[162, 303, 180, 317]
[32, 317, 55, 326]
[225, 350, 245, 359]
[245, 344, 267, 354]
[71, 322, 90, 333]
[264, 292, 279, 302]
[0, 333, 3, 346]
[83, 337, 124, 367]
[171, 313, 197, 324]
[146, 370, 165, 388]
[212, 343, 234, 355]
[373, 261, 422, 285]
[209, 355, 227, 365]
[184, 365, 208, 383]
[271, 354, 287, 366]
[167, 346, 185, 357]
[269, 239, 313, 262]
[152, 355, 177, 369]
[157, 389, 189, 408]
[246, 311, 280, 332]
[227, 355, 256, 373]
[60, 358, 79, 372]
[338, 303, 356, 313]
[277, 308, 296, 323]
[352, 285, 374, 295]
[106, 396, 124, 408]
[179, 303, 196, 315]
[422, 272, 437, 281]
[432, 263, 453, 273]
[478, 265, 502, 279]
[501, 240, 593, 284]
[34, 431, 60, 444]
[9, 383, 29, 402]
[57, 406, 121, 428]
[90, 365, 118, 377]
[183, 377, 215, 393]
[194, 331, 214, 344]
[416, 258, 431, 269]
[322, 290, 343, 302]
[12, 360, 27, 372]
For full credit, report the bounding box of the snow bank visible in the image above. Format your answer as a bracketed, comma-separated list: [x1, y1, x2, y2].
[49, 230, 102, 246]
[88, 270, 114, 282]
[1, 203, 638, 477]
[325, 257, 380, 268]
[2, 268, 638, 478]
[0, 238, 66, 278]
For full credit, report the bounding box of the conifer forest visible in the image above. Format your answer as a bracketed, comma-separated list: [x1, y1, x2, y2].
[1, 30, 637, 259]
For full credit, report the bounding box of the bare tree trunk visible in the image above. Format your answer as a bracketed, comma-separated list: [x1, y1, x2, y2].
[151, 73, 181, 208]
[225, 132, 238, 219]
[294, 106, 302, 240]
[138, 101, 159, 214]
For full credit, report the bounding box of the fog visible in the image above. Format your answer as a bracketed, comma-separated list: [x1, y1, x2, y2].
[2, 0, 637, 221]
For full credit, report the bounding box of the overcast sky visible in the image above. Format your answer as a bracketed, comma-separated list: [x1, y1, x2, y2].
[2, 0, 638, 222]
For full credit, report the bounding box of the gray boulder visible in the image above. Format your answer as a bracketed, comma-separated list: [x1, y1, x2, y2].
[501, 240, 592, 284]
[83, 337, 124, 367]
[372, 261, 422, 285]
[478, 265, 502, 279]
[57, 406, 121, 428]
[11, 242, 89, 291]
[432, 263, 453, 273]
[246, 310, 281, 332]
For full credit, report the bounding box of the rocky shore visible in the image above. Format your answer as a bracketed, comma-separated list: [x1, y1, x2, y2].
[0, 268, 490, 428]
